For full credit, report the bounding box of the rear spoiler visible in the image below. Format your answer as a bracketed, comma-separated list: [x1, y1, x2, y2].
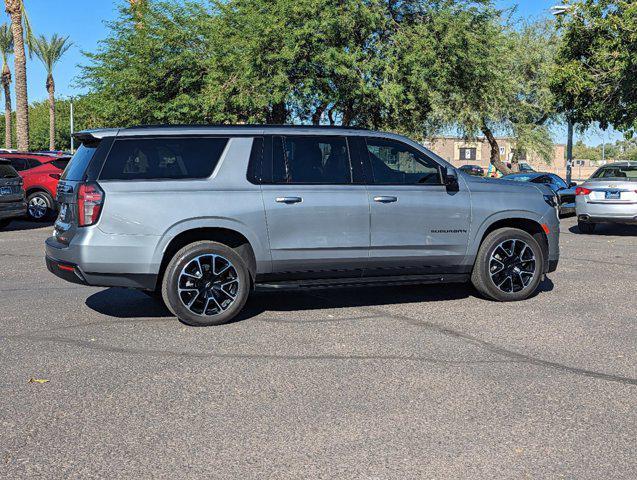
[72, 129, 120, 144]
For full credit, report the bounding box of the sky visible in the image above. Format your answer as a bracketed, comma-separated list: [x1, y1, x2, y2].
[11, 0, 624, 146]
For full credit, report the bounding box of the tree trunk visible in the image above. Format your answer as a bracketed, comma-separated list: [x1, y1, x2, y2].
[267, 102, 287, 124]
[2, 63, 11, 149]
[510, 149, 520, 173]
[47, 74, 55, 150]
[311, 102, 327, 125]
[6, 2, 29, 151]
[481, 122, 511, 176]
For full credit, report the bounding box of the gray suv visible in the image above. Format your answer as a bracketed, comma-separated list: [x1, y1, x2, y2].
[45, 126, 559, 326]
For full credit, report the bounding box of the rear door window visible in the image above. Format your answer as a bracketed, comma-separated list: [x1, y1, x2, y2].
[8, 157, 28, 171]
[99, 137, 228, 181]
[272, 135, 352, 184]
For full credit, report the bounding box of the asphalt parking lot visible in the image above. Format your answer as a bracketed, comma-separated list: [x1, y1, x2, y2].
[1, 217, 636, 479]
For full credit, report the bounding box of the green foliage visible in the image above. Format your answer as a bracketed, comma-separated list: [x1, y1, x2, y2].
[0, 97, 101, 150]
[552, 0, 637, 135]
[78, 1, 213, 126]
[0, 23, 13, 65]
[75, 0, 559, 171]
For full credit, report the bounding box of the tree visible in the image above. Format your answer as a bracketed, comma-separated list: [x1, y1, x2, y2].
[0, 23, 12, 148]
[552, 1, 637, 136]
[33, 33, 72, 150]
[79, 1, 212, 126]
[4, 0, 31, 151]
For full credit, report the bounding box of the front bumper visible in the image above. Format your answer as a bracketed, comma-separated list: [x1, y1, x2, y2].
[0, 201, 27, 220]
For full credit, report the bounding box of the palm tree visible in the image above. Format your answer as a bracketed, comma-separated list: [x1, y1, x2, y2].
[33, 34, 71, 150]
[0, 24, 13, 149]
[4, 0, 32, 151]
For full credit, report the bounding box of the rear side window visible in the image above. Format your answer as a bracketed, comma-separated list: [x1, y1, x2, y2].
[272, 135, 352, 184]
[62, 144, 98, 181]
[100, 137, 228, 181]
[0, 163, 18, 178]
[8, 157, 29, 171]
[51, 158, 70, 170]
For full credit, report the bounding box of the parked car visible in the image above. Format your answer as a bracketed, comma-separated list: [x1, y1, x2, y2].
[500, 172, 577, 217]
[0, 153, 70, 220]
[46, 126, 559, 326]
[575, 161, 637, 234]
[0, 159, 26, 229]
[458, 164, 484, 176]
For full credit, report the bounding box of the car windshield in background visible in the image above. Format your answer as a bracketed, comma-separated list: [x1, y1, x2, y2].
[61, 144, 97, 181]
[591, 165, 637, 181]
[0, 162, 18, 178]
[51, 158, 71, 171]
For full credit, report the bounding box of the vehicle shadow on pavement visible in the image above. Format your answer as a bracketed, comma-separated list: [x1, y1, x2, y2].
[568, 223, 637, 236]
[2, 219, 54, 231]
[85, 278, 554, 324]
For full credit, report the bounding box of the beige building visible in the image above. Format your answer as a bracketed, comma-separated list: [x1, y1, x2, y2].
[423, 136, 577, 176]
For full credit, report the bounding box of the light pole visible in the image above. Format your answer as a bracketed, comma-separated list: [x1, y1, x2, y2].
[70, 97, 75, 153]
[552, 5, 576, 183]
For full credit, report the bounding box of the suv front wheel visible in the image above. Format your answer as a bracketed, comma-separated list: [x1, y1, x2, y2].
[162, 241, 250, 326]
[471, 227, 544, 302]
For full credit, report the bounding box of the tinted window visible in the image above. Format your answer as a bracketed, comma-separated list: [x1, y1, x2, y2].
[8, 158, 28, 171]
[246, 137, 264, 183]
[365, 138, 441, 185]
[51, 158, 70, 171]
[0, 163, 18, 178]
[62, 144, 98, 181]
[100, 137, 228, 181]
[27, 158, 42, 169]
[272, 136, 351, 184]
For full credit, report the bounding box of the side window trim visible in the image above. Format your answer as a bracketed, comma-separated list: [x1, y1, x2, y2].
[361, 136, 444, 186]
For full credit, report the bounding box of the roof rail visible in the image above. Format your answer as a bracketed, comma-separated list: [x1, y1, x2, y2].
[124, 123, 373, 131]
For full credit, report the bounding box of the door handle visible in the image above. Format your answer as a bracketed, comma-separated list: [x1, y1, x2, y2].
[275, 196, 302, 204]
[373, 196, 398, 203]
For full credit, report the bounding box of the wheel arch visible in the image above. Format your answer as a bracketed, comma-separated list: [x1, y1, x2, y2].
[156, 227, 258, 291]
[473, 216, 549, 273]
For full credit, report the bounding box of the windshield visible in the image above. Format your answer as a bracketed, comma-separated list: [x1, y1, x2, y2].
[61, 144, 97, 181]
[591, 165, 637, 181]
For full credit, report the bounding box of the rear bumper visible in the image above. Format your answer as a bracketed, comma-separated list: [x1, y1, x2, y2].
[576, 197, 637, 224]
[0, 201, 26, 220]
[46, 254, 158, 290]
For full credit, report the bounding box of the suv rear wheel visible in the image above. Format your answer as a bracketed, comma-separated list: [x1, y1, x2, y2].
[471, 227, 544, 302]
[161, 241, 250, 326]
[26, 191, 54, 221]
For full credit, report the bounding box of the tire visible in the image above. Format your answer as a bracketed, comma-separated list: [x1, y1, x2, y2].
[471, 227, 544, 302]
[161, 241, 250, 326]
[26, 191, 54, 221]
[578, 221, 596, 234]
[0, 218, 11, 229]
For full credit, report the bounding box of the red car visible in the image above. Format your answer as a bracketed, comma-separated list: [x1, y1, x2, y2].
[0, 153, 70, 220]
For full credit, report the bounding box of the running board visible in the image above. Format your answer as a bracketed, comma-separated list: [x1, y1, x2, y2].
[255, 273, 469, 291]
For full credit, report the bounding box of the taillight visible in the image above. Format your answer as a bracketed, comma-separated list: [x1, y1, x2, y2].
[77, 182, 104, 227]
[575, 187, 592, 196]
[49, 173, 61, 180]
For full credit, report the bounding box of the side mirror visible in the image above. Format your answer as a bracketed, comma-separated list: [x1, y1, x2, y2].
[444, 166, 459, 190]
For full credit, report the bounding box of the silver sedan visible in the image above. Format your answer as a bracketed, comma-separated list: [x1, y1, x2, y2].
[575, 161, 637, 233]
